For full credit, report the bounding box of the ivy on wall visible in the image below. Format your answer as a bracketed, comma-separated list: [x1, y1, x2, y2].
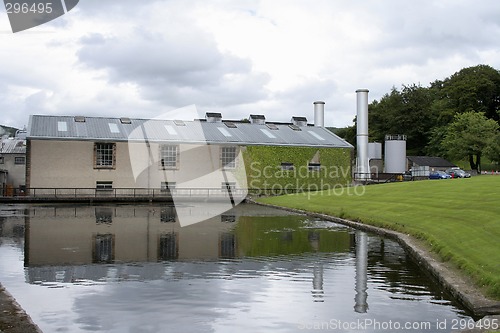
[242, 146, 352, 190]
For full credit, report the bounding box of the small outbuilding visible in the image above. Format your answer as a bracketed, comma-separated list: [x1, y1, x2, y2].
[407, 156, 456, 172]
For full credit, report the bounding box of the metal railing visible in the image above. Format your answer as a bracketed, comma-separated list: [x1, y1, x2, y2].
[1, 186, 329, 200]
[1, 187, 249, 200]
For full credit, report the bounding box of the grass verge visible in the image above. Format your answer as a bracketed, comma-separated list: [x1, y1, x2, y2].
[257, 175, 500, 300]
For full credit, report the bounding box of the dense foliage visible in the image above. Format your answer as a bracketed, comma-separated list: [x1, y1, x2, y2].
[336, 64, 500, 170]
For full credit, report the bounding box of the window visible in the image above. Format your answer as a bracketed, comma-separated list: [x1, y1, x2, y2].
[96, 181, 113, 191]
[108, 123, 120, 133]
[159, 233, 178, 260]
[221, 146, 237, 169]
[94, 143, 116, 169]
[221, 214, 236, 223]
[161, 182, 176, 192]
[58, 121, 67, 132]
[219, 233, 236, 258]
[308, 163, 321, 172]
[289, 124, 302, 131]
[260, 128, 276, 138]
[120, 117, 131, 124]
[95, 207, 113, 224]
[0, 156, 4, 164]
[164, 125, 178, 135]
[93, 234, 114, 263]
[159, 145, 179, 169]
[266, 123, 279, 130]
[281, 162, 294, 171]
[224, 122, 237, 128]
[15, 157, 25, 165]
[160, 207, 176, 223]
[222, 182, 236, 191]
[217, 127, 232, 137]
[308, 131, 325, 141]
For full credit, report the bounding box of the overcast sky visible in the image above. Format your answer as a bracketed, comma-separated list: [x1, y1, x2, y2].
[1, 0, 500, 129]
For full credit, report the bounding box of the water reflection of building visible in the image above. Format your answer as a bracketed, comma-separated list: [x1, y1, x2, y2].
[25, 205, 238, 266]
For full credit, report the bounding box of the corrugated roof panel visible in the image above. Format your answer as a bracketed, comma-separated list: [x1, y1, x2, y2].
[27, 115, 353, 148]
[0, 138, 26, 154]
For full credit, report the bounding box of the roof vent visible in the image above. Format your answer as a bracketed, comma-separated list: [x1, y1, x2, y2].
[249, 114, 266, 125]
[120, 117, 132, 124]
[291, 116, 307, 127]
[266, 123, 279, 130]
[74, 116, 86, 123]
[205, 112, 222, 123]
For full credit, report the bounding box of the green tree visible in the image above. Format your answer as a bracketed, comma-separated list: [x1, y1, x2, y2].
[430, 65, 500, 124]
[442, 112, 499, 172]
[485, 134, 500, 165]
[369, 84, 436, 155]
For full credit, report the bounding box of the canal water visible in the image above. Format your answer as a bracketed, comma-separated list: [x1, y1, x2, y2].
[0, 203, 474, 332]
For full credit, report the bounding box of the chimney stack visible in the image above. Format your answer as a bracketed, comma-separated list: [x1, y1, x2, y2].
[313, 101, 325, 127]
[356, 89, 370, 180]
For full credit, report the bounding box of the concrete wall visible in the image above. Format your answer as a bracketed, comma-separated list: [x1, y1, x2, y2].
[28, 140, 242, 189]
[0, 153, 26, 188]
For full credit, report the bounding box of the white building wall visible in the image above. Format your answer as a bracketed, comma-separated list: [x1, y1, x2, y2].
[29, 140, 242, 189]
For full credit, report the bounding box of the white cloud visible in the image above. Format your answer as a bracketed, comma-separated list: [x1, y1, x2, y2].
[1, 0, 500, 128]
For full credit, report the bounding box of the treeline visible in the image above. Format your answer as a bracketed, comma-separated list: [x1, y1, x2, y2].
[335, 64, 500, 171]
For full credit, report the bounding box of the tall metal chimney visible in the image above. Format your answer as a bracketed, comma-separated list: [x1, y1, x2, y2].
[356, 89, 370, 180]
[313, 101, 325, 127]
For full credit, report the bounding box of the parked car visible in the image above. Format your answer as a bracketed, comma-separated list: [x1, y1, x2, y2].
[429, 171, 452, 179]
[445, 168, 471, 178]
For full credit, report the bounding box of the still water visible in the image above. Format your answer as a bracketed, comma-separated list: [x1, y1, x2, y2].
[0, 203, 473, 332]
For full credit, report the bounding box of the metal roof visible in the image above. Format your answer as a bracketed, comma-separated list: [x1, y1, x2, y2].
[0, 138, 26, 154]
[27, 115, 353, 149]
[407, 156, 456, 168]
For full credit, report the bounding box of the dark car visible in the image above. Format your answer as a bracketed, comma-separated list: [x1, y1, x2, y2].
[445, 168, 471, 178]
[429, 171, 452, 179]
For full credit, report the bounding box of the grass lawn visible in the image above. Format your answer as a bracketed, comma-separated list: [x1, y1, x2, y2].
[258, 176, 500, 300]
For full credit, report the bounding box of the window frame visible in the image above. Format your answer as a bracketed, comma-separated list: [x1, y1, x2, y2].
[281, 162, 294, 171]
[96, 181, 113, 191]
[220, 146, 237, 170]
[94, 142, 116, 169]
[14, 156, 25, 165]
[159, 144, 179, 170]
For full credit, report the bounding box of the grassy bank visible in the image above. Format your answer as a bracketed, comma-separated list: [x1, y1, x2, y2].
[258, 176, 500, 299]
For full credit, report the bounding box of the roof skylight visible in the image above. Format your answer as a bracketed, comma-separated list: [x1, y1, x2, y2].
[260, 128, 276, 139]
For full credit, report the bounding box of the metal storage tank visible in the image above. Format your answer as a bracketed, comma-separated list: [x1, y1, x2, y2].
[368, 142, 382, 160]
[384, 135, 407, 173]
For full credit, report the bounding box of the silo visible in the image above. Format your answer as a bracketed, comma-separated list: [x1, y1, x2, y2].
[368, 142, 382, 160]
[384, 135, 407, 173]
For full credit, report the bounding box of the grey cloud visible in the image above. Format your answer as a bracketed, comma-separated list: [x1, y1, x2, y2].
[77, 27, 270, 107]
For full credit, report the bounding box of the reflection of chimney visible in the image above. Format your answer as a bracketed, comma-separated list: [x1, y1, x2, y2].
[313, 101, 325, 127]
[312, 264, 324, 302]
[356, 89, 370, 180]
[354, 231, 368, 313]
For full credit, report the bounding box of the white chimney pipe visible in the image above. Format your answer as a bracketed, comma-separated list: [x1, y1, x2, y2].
[356, 89, 370, 180]
[313, 101, 325, 127]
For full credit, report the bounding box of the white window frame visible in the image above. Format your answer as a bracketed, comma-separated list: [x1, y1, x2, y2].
[221, 146, 237, 169]
[159, 145, 179, 170]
